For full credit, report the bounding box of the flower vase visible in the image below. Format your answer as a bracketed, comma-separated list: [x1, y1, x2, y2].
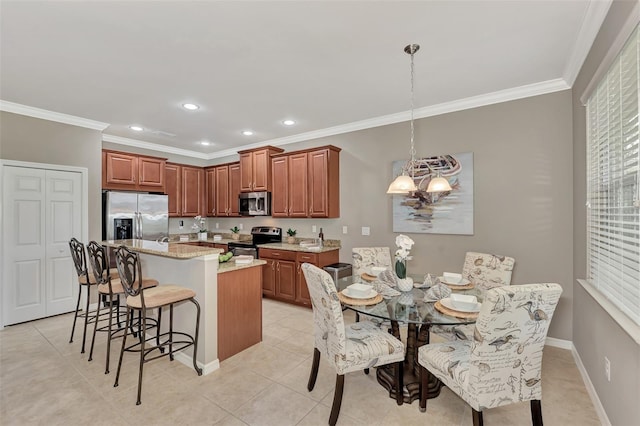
[398, 292, 414, 306]
[232, 233, 240, 240]
[198, 232, 208, 241]
[287, 236, 296, 244]
[397, 277, 414, 292]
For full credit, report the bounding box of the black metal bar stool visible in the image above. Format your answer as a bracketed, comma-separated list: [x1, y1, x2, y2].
[113, 245, 202, 405]
[68, 237, 101, 353]
[86, 242, 160, 374]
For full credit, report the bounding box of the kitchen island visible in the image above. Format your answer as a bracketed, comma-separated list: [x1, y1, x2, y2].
[103, 239, 265, 374]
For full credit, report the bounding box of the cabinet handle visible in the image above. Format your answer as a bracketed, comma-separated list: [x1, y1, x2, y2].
[271, 261, 275, 271]
[212, 208, 216, 215]
[276, 262, 280, 272]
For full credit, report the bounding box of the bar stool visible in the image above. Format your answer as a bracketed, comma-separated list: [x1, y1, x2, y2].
[68, 237, 99, 353]
[86, 241, 160, 374]
[113, 245, 202, 405]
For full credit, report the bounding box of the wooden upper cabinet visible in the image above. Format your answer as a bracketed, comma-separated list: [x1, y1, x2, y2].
[270, 145, 340, 219]
[308, 147, 340, 218]
[228, 162, 241, 216]
[205, 167, 216, 217]
[165, 163, 181, 217]
[104, 151, 137, 186]
[289, 152, 309, 217]
[215, 165, 230, 216]
[271, 152, 308, 218]
[102, 150, 166, 192]
[137, 156, 165, 191]
[205, 162, 240, 217]
[238, 146, 284, 192]
[271, 156, 289, 217]
[181, 166, 204, 217]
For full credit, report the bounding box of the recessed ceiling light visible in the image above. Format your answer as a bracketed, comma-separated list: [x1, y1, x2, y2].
[182, 103, 199, 110]
[282, 119, 295, 126]
[129, 125, 143, 131]
[200, 141, 211, 146]
[242, 130, 254, 136]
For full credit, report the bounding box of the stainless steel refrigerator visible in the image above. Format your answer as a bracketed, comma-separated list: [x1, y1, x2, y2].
[102, 191, 169, 241]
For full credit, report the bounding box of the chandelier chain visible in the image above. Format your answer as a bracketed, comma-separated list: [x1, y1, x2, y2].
[409, 46, 416, 181]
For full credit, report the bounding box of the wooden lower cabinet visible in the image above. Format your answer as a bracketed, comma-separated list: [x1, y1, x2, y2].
[217, 266, 263, 362]
[260, 247, 339, 307]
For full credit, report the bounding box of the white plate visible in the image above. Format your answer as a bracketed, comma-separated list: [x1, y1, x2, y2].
[343, 288, 378, 300]
[438, 276, 471, 286]
[440, 297, 481, 313]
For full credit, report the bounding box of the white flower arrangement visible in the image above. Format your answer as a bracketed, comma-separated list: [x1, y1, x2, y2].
[394, 234, 415, 279]
[191, 215, 207, 233]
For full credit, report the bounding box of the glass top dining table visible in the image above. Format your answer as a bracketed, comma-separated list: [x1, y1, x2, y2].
[335, 273, 481, 327]
[334, 273, 482, 405]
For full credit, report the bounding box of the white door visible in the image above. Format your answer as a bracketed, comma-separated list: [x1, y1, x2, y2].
[44, 170, 81, 316]
[2, 165, 82, 325]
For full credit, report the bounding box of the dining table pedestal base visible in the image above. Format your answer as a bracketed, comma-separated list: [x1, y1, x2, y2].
[376, 322, 444, 404]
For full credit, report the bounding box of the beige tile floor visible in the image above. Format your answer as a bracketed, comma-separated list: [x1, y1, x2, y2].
[0, 298, 600, 425]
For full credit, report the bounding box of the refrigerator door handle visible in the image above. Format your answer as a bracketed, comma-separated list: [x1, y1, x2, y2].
[137, 212, 142, 239]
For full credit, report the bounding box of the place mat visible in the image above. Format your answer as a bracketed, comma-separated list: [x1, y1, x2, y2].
[360, 273, 377, 282]
[443, 282, 475, 290]
[434, 300, 479, 319]
[338, 291, 383, 306]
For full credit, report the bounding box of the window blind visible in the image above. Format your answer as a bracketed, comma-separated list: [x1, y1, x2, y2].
[586, 25, 640, 325]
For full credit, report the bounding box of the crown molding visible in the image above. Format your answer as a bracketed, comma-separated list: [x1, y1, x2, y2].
[102, 134, 211, 160]
[4, 77, 571, 161]
[563, 0, 613, 86]
[0, 100, 109, 130]
[252, 78, 571, 151]
[580, 0, 640, 105]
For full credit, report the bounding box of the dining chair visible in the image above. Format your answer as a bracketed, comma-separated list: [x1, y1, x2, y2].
[352, 247, 393, 277]
[432, 251, 515, 341]
[86, 241, 159, 374]
[462, 251, 515, 291]
[351, 247, 394, 329]
[68, 237, 102, 353]
[113, 245, 202, 405]
[418, 283, 563, 426]
[302, 263, 405, 426]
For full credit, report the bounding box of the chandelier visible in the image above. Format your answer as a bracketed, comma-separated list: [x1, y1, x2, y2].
[387, 44, 452, 194]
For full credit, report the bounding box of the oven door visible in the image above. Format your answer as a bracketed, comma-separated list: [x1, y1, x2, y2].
[229, 246, 258, 257]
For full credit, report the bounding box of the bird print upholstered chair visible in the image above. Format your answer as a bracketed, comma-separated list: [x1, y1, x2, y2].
[432, 251, 516, 341]
[462, 251, 516, 291]
[418, 283, 563, 426]
[302, 263, 405, 426]
[352, 247, 393, 277]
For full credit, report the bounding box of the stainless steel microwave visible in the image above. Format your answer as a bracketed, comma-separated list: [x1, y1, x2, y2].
[239, 191, 271, 216]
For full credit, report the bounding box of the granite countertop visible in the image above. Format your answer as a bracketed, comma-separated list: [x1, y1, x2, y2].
[217, 259, 267, 273]
[103, 239, 222, 259]
[257, 242, 340, 253]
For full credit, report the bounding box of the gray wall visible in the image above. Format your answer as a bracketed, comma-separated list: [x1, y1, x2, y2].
[572, 1, 639, 425]
[0, 111, 103, 240]
[162, 89, 574, 341]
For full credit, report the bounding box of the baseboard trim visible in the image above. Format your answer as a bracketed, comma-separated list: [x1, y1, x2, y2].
[141, 332, 219, 376]
[571, 344, 611, 426]
[172, 350, 220, 376]
[545, 336, 572, 350]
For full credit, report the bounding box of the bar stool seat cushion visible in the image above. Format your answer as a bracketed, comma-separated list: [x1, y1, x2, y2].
[126, 285, 196, 309]
[98, 278, 159, 295]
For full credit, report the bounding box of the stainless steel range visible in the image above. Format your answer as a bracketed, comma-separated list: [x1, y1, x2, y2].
[227, 227, 282, 258]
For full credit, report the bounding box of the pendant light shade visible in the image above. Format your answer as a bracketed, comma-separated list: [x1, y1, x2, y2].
[387, 174, 418, 194]
[426, 175, 452, 193]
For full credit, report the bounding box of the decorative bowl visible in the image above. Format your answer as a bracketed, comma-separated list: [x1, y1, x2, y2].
[370, 266, 387, 276]
[347, 283, 374, 298]
[450, 293, 478, 311]
[443, 272, 463, 284]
